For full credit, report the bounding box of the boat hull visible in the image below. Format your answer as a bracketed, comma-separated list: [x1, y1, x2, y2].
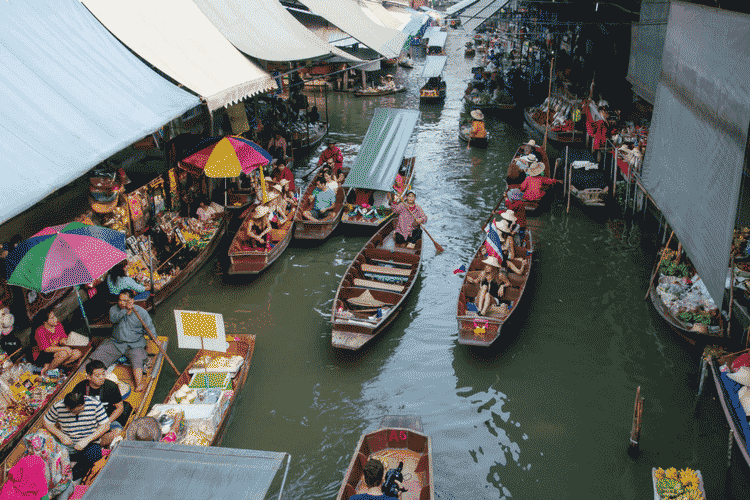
[524, 107, 584, 146]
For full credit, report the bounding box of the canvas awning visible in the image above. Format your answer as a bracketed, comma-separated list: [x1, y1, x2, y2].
[460, 0, 509, 32]
[361, 0, 404, 29]
[627, 0, 671, 105]
[401, 13, 430, 36]
[0, 0, 200, 226]
[421, 56, 448, 78]
[423, 26, 441, 41]
[82, 441, 291, 500]
[640, 1, 750, 305]
[82, 0, 277, 111]
[445, 0, 481, 16]
[191, 0, 361, 62]
[427, 31, 448, 48]
[343, 108, 420, 191]
[297, 0, 409, 58]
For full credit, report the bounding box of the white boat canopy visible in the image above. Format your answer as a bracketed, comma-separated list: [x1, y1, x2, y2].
[427, 31, 448, 48]
[421, 55, 448, 78]
[192, 0, 362, 62]
[460, 0, 509, 32]
[297, 0, 409, 58]
[0, 0, 200, 225]
[82, 0, 277, 111]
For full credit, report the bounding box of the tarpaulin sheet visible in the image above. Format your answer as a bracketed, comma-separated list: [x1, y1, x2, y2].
[82, 0, 277, 111]
[297, 0, 408, 58]
[83, 441, 289, 500]
[192, 0, 362, 62]
[421, 56, 448, 78]
[0, 0, 200, 225]
[460, 0, 508, 32]
[626, 0, 670, 104]
[343, 108, 420, 191]
[640, 1, 750, 305]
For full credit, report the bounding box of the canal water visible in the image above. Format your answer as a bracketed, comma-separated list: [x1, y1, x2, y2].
[146, 34, 742, 499]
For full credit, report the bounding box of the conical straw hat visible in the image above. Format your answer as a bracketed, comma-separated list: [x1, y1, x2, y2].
[347, 290, 387, 308]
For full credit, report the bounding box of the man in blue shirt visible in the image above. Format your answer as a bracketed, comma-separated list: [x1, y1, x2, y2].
[348, 459, 402, 500]
[302, 178, 337, 221]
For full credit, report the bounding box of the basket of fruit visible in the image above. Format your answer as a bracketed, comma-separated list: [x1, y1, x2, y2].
[652, 467, 706, 500]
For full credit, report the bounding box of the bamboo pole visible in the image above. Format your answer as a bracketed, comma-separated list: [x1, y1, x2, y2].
[132, 308, 180, 376]
[728, 254, 735, 339]
[644, 230, 674, 301]
[542, 56, 554, 152]
[566, 146, 572, 213]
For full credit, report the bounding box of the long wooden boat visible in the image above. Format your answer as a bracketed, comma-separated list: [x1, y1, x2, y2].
[506, 145, 553, 215]
[342, 158, 416, 228]
[160, 334, 255, 447]
[0, 337, 101, 461]
[294, 165, 350, 241]
[458, 123, 488, 149]
[648, 270, 727, 349]
[226, 198, 299, 275]
[88, 215, 228, 329]
[465, 95, 516, 116]
[419, 80, 446, 103]
[707, 350, 750, 469]
[336, 415, 434, 500]
[331, 218, 422, 350]
[456, 227, 533, 347]
[464, 47, 475, 57]
[1, 335, 167, 480]
[354, 86, 406, 97]
[291, 121, 329, 159]
[524, 107, 585, 146]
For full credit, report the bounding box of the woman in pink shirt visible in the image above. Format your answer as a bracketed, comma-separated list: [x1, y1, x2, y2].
[33, 308, 81, 376]
[390, 191, 427, 249]
[520, 162, 560, 201]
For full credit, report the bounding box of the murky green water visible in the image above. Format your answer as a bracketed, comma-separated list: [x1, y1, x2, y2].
[145, 34, 746, 499]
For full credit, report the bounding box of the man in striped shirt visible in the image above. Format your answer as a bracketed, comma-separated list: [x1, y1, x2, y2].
[44, 391, 110, 482]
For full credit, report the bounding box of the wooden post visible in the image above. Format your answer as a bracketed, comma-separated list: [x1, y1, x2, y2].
[728, 254, 736, 339]
[724, 428, 734, 497]
[542, 56, 554, 152]
[645, 231, 674, 300]
[566, 146, 572, 213]
[361, 69, 367, 90]
[696, 356, 709, 398]
[628, 386, 644, 458]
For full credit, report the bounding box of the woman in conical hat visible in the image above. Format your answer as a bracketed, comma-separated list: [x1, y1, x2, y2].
[521, 161, 560, 201]
[466, 255, 511, 316]
[468, 110, 486, 148]
[242, 205, 271, 248]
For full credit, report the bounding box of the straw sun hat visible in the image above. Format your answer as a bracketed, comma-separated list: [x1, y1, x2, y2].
[470, 110, 484, 121]
[481, 256, 501, 268]
[523, 154, 537, 163]
[251, 205, 271, 219]
[126, 417, 162, 442]
[347, 290, 387, 308]
[528, 162, 545, 177]
[272, 183, 283, 192]
[524, 139, 536, 147]
[499, 210, 517, 224]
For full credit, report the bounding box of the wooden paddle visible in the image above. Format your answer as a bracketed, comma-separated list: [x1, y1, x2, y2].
[132, 308, 180, 375]
[644, 230, 674, 301]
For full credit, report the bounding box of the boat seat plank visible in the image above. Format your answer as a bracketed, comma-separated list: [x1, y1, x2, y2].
[353, 278, 405, 293]
[362, 272, 409, 284]
[370, 258, 412, 269]
[361, 263, 411, 277]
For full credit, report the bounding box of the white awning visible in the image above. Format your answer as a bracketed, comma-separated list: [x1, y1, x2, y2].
[423, 26, 442, 40]
[192, 0, 362, 62]
[361, 0, 403, 29]
[297, 0, 409, 58]
[82, 0, 277, 111]
[428, 31, 447, 48]
[398, 12, 430, 36]
[460, 0, 508, 32]
[445, 0, 480, 16]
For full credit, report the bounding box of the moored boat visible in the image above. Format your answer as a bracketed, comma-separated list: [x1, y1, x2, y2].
[456, 226, 533, 347]
[420, 56, 448, 104]
[565, 148, 610, 207]
[354, 86, 406, 97]
[335, 415, 434, 500]
[524, 106, 585, 146]
[331, 218, 422, 350]
[290, 121, 329, 158]
[294, 164, 350, 241]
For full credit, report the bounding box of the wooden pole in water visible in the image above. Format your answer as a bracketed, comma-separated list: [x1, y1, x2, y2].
[728, 254, 735, 339]
[628, 386, 644, 458]
[644, 230, 674, 301]
[542, 56, 554, 152]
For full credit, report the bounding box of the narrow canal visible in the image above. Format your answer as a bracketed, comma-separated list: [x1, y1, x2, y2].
[146, 33, 738, 499]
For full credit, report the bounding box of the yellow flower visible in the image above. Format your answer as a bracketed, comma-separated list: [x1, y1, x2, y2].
[665, 467, 679, 480]
[654, 468, 665, 480]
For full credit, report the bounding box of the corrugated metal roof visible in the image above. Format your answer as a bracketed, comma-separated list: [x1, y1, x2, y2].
[460, 0, 509, 32]
[423, 26, 441, 40]
[421, 55, 447, 78]
[343, 108, 420, 191]
[401, 13, 430, 36]
[427, 30, 447, 47]
[83, 441, 290, 500]
[445, 0, 481, 16]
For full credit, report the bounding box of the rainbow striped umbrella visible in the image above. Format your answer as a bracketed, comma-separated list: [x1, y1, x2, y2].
[180, 136, 272, 178]
[5, 222, 126, 293]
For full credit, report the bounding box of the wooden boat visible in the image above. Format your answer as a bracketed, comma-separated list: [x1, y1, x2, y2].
[294, 165, 350, 241]
[524, 107, 585, 146]
[1, 336, 168, 477]
[465, 48, 475, 57]
[506, 145, 553, 215]
[354, 86, 406, 97]
[226, 198, 299, 275]
[456, 227, 533, 347]
[458, 122, 488, 149]
[419, 80, 446, 103]
[382, 58, 398, 68]
[331, 218, 422, 350]
[290, 121, 329, 159]
[88, 215, 228, 328]
[0, 337, 101, 461]
[159, 334, 255, 447]
[473, 35, 483, 45]
[336, 415, 434, 500]
[342, 158, 416, 228]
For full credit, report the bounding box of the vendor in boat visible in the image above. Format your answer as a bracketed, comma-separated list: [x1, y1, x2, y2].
[243, 205, 272, 247]
[271, 159, 296, 192]
[196, 198, 223, 223]
[267, 187, 288, 227]
[468, 110, 486, 142]
[506, 161, 527, 186]
[308, 105, 320, 125]
[107, 260, 150, 301]
[514, 152, 536, 173]
[318, 139, 343, 173]
[521, 162, 560, 201]
[503, 189, 527, 245]
[466, 255, 512, 317]
[323, 165, 339, 191]
[389, 190, 427, 249]
[349, 458, 403, 500]
[278, 179, 298, 209]
[267, 131, 287, 161]
[521, 139, 538, 157]
[393, 166, 408, 195]
[302, 178, 337, 221]
[33, 308, 82, 377]
[380, 74, 396, 90]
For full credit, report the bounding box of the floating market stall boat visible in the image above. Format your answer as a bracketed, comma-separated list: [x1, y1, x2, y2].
[341, 108, 421, 229]
[524, 102, 585, 147]
[458, 122, 489, 149]
[565, 148, 609, 208]
[289, 121, 329, 159]
[336, 415, 434, 500]
[331, 218, 422, 350]
[354, 86, 406, 97]
[419, 56, 448, 104]
[293, 165, 350, 241]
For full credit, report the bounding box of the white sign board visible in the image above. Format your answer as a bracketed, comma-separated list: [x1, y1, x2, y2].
[173, 309, 228, 352]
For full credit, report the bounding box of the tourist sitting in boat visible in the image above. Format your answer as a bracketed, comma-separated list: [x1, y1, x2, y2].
[302, 178, 337, 221]
[393, 167, 408, 195]
[43, 390, 109, 483]
[88, 290, 155, 392]
[495, 214, 526, 275]
[267, 187, 289, 227]
[390, 190, 427, 249]
[521, 162, 560, 201]
[242, 205, 272, 247]
[72, 360, 128, 447]
[349, 458, 403, 500]
[107, 260, 150, 301]
[271, 159, 296, 192]
[506, 160, 527, 186]
[266, 131, 287, 161]
[308, 105, 320, 125]
[196, 198, 223, 223]
[503, 189, 527, 245]
[318, 139, 343, 172]
[469, 110, 486, 139]
[323, 165, 339, 191]
[33, 308, 82, 377]
[466, 256, 512, 317]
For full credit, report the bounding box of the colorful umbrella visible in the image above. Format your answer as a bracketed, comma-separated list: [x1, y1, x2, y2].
[180, 136, 272, 178]
[5, 222, 127, 293]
